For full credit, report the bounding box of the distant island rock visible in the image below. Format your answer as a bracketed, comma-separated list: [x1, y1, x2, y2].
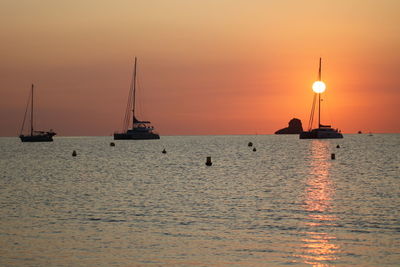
[275, 118, 303, 134]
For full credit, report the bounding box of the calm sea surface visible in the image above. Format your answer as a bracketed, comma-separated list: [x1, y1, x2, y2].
[0, 134, 399, 266]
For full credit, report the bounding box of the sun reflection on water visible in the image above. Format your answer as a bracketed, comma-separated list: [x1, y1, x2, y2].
[298, 140, 340, 266]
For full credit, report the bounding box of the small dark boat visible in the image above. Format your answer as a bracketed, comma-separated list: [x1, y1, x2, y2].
[300, 58, 343, 139]
[19, 84, 56, 142]
[114, 58, 160, 140]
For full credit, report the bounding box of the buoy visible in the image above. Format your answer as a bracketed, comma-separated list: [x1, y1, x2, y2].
[72, 150, 77, 157]
[248, 142, 253, 147]
[205, 156, 212, 166]
[253, 147, 257, 152]
[110, 142, 115, 147]
[336, 145, 340, 148]
[331, 153, 335, 160]
[162, 149, 167, 154]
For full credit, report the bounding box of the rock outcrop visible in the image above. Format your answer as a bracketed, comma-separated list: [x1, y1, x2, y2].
[275, 118, 303, 134]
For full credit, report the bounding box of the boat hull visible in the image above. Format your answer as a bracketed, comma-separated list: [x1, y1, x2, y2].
[114, 132, 160, 140]
[300, 129, 343, 139]
[20, 133, 55, 142]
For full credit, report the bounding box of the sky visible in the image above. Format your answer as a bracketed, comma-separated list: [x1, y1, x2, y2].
[0, 0, 399, 136]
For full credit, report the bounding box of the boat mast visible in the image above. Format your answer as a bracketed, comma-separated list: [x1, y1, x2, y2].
[132, 57, 137, 127]
[31, 84, 34, 136]
[318, 58, 322, 128]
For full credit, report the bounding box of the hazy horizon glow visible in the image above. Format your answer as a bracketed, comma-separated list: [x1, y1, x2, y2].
[1, 0, 399, 136]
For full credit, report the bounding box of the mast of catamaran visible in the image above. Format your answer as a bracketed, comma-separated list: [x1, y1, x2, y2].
[318, 58, 322, 128]
[31, 84, 34, 136]
[132, 57, 137, 128]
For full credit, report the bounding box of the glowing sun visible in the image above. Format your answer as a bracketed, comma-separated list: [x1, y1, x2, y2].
[312, 81, 326, 93]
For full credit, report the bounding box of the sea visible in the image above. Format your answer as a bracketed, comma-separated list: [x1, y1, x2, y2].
[0, 134, 399, 266]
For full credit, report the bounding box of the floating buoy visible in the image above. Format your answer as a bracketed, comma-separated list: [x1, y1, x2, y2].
[162, 148, 167, 154]
[205, 156, 212, 166]
[72, 150, 77, 157]
[331, 153, 335, 160]
[110, 142, 115, 147]
[253, 147, 257, 152]
[336, 145, 340, 148]
[248, 142, 253, 147]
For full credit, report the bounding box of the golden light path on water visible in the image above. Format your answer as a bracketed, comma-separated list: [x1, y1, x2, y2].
[298, 140, 340, 266]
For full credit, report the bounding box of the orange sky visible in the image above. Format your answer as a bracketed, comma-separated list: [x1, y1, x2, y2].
[0, 0, 399, 136]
